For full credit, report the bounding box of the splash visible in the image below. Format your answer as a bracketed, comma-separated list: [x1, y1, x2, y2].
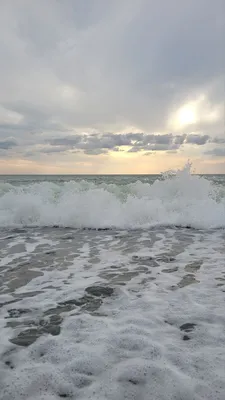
[0, 164, 225, 229]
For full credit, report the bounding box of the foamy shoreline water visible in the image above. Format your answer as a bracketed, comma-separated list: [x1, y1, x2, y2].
[1, 226, 225, 399]
[0, 169, 225, 399]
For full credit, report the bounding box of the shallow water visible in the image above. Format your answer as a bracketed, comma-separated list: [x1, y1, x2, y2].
[1, 226, 225, 399]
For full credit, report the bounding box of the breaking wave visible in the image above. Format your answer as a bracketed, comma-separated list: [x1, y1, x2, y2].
[1, 164, 225, 229]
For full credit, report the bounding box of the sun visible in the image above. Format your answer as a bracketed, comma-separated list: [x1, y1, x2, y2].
[168, 93, 221, 132]
[177, 105, 197, 126]
[168, 102, 198, 130]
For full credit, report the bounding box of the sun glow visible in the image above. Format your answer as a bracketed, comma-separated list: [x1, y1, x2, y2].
[176, 105, 197, 126]
[168, 101, 198, 130]
[168, 94, 222, 131]
[169, 102, 198, 130]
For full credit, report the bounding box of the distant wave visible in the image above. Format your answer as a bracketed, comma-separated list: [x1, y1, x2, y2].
[1, 164, 225, 229]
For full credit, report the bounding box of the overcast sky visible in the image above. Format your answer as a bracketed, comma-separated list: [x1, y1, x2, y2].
[0, 0, 224, 174]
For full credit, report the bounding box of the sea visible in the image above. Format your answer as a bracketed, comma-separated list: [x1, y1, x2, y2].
[0, 165, 225, 399]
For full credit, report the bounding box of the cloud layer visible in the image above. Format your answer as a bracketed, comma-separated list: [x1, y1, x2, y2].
[48, 132, 212, 155]
[1, 131, 223, 159]
[0, 0, 224, 172]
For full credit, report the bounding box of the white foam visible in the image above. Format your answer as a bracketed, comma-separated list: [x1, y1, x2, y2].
[0, 164, 225, 229]
[1, 228, 225, 399]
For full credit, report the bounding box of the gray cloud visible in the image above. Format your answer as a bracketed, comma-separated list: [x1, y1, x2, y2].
[211, 137, 225, 144]
[49, 136, 81, 147]
[41, 145, 70, 154]
[0, 1, 224, 166]
[46, 132, 211, 154]
[84, 148, 108, 155]
[0, 131, 216, 158]
[185, 134, 210, 145]
[0, 139, 17, 150]
[205, 147, 225, 157]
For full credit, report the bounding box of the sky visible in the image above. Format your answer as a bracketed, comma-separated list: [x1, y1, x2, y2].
[0, 0, 225, 174]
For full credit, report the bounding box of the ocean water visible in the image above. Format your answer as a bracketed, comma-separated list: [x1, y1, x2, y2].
[0, 165, 225, 399]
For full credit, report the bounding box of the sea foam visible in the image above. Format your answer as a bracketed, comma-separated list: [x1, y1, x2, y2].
[0, 165, 225, 229]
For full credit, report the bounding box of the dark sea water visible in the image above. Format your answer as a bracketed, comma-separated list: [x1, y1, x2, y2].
[0, 172, 225, 186]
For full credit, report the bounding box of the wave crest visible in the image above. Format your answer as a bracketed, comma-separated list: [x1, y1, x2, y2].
[0, 165, 225, 229]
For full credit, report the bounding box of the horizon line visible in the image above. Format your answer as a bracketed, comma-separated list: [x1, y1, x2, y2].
[0, 173, 224, 176]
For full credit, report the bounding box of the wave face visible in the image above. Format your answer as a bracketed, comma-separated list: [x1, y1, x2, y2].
[0, 165, 225, 229]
